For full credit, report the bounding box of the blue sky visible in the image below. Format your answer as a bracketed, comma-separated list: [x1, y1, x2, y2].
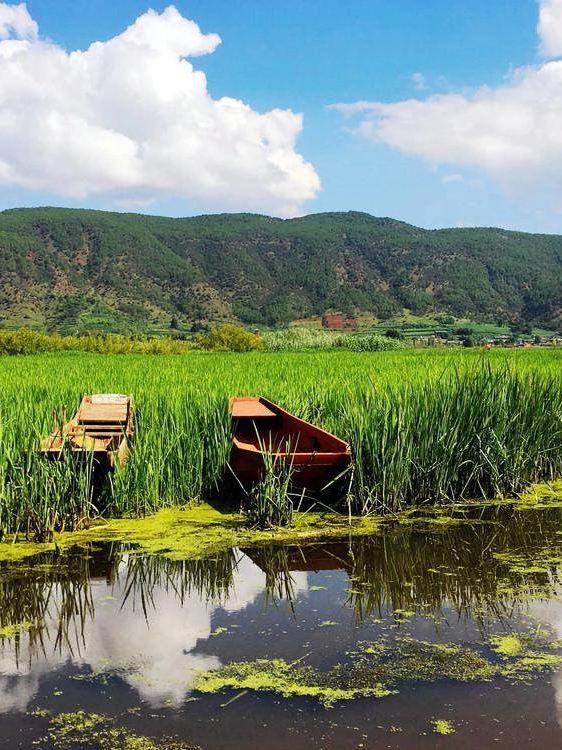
[1, 0, 561, 231]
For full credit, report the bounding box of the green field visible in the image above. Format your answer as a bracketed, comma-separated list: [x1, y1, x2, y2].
[0, 347, 560, 540]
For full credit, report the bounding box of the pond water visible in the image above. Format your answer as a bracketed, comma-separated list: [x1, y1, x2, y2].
[3, 505, 562, 748]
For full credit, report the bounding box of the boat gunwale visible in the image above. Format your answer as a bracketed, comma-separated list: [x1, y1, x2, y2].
[230, 396, 351, 457]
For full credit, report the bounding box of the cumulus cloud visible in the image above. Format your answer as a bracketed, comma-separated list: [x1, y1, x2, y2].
[0, 3, 319, 215]
[0, 2, 36, 39]
[330, 0, 562, 196]
[538, 0, 562, 57]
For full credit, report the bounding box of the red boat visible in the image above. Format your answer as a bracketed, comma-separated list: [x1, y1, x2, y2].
[230, 396, 352, 492]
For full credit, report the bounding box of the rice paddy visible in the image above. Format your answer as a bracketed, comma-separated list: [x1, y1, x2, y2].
[0, 346, 560, 540]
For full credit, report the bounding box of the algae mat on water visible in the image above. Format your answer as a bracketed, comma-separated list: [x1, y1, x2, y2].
[1, 480, 562, 564]
[194, 630, 562, 708]
[0, 503, 384, 563]
[43, 710, 199, 749]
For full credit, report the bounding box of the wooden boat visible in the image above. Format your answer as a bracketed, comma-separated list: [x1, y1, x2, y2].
[40, 394, 134, 470]
[230, 396, 351, 492]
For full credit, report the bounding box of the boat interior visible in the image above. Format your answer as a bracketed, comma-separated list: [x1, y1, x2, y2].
[231, 397, 345, 455]
[44, 394, 131, 453]
[74, 395, 130, 441]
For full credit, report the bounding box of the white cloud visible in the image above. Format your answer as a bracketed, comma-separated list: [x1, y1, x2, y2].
[330, 0, 562, 197]
[441, 173, 465, 184]
[538, 0, 562, 58]
[0, 2, 36, 40]
[410, 72, 428, 91]
[0, 3, 319, 216]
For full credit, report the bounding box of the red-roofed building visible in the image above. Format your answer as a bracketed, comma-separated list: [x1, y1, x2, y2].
[321, 313, 357, 331]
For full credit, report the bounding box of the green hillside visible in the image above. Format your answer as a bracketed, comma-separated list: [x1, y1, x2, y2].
[0, 207, 560, 333]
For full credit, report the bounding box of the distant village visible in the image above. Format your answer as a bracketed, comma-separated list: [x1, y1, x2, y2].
[318, 312, 562, 348]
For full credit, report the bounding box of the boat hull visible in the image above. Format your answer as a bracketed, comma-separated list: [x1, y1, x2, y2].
[230, 444, 350, 491]
[230, 396, 352, 493]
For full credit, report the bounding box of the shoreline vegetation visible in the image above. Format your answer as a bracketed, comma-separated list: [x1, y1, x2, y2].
[0, 325, 408, 355]
[0, 346, 560, 546]
[1, 323, 560, 357]
[0, 480, 560, 565]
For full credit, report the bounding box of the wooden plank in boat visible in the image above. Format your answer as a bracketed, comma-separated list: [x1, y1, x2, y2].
[78, 403, 128, 424]
[231, 398, 276, 419]
[78, 395, 129, 425]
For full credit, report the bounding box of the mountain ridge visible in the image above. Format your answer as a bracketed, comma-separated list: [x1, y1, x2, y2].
[0, 207, 560, 333]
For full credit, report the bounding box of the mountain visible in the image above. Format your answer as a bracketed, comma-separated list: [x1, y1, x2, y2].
[0, 207, 560, 333]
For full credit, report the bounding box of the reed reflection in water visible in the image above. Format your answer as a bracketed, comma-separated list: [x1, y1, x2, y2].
[0, 544, 309, 712]
[1, 504, 562, 715]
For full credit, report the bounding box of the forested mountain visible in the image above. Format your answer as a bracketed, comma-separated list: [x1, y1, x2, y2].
[0, 207, 560, 332]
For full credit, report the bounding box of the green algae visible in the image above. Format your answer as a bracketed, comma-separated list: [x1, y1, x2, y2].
[194, 658, 394, 708]
[0, 620, 33, 639]
[0, 503, 384, 564]
[493, 548, 562, 576]
[194, 630, 562, 708]
[489, 634, 524, 657]
[46, 710, 199, 749]
[355, 637, 496, 685]
[0, 477, 561, 566]
[431, 719, 456, 736]
[516, 481, 562, 508]
[210, 626, 228, 637]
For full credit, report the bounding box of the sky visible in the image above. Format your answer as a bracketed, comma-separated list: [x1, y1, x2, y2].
[1, 0, 562, 231]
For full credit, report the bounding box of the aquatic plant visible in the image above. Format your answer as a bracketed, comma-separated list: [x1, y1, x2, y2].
[242, 434, 298, 529]
[431, 719, 456, 735]
[194, 629, 562, 708]
[0, 621, 32, 639]
[194, 657, 394, 708]
[0, 347, 560, 537]
[46, 710, 199, 749]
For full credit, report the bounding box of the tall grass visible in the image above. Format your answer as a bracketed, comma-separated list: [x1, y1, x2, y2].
[262, 326, 406, 352]
[0, 348, 560, 537]
[242, 436, 297, 529]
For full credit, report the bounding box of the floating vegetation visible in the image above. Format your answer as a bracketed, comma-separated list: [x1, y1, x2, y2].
[46, 711, 200, 749]
[516, 481, 562, 508]
[0, 503, 383, 564]
[5, 498, 562, 653]
[489, 634, 524, 657]
[194, 631, 562, 708]
[194, 658, 395, 708]
[431, 719, 456, 736]
[0, 620, 33, 639]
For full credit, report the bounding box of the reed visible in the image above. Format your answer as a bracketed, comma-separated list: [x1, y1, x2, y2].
[242, 435, 297, 529]
[0, 347, 559, 537]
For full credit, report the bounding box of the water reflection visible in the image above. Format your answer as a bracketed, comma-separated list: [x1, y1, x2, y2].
[0, 547, 306, 712]
[1, 503, 562, 721]
[248, 504, 562, 626]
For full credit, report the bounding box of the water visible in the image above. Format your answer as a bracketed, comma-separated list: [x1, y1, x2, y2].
[3, 505, 562, 748]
